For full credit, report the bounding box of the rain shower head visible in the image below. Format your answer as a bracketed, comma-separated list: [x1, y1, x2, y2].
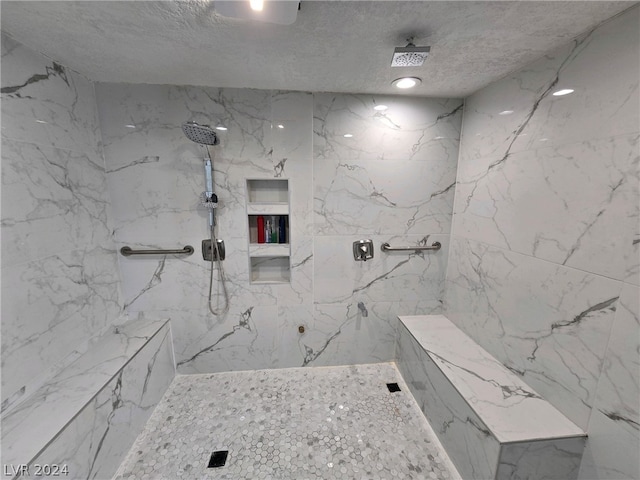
[182, 121, 220, 145]
[391, 43, 431, 67]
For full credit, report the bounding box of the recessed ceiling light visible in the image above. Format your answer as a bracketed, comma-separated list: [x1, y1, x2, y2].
[553, 89, 574, 96]
[392, 77, 421, 89]
[35, 119, 48, 124]
[498, 110, 514, 115]
[125, 124, 136, 128]
[343, 134, 353, 138]
[373, 105, 388, 111]
[216, 0, 298, 24]
[216, 126, 228, 131]
[277, 124, 284, 129]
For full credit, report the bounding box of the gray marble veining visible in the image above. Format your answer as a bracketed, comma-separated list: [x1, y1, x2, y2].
[25, 321, 174, 480]
[95, 84, 461, 375]
[396, 316, 586, 480]
[1, 32, 122, 414]
[444, 6, 639, 479]
[1, 318, 173, 476]
[445, 237, 622, 430]
[578, 283, 640, 480]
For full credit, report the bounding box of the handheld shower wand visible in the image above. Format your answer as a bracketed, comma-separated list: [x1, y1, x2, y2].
[201, 158, 217, 228]
[182, 121, 229, 316]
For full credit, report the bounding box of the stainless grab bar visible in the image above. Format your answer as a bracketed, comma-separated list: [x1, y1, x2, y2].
[120, 245, 194, 257]
[381, 241, 441, 252]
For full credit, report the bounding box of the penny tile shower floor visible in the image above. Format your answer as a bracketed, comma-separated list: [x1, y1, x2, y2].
[115, 363, 460, 480]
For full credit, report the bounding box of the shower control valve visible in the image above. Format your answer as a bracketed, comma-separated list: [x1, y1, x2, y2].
[353, 239, 374, 262]
[201, 192, 218, 207]
[202, 239, 225, 261]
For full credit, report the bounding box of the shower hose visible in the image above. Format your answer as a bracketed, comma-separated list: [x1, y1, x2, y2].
[208, 224, 230, 316]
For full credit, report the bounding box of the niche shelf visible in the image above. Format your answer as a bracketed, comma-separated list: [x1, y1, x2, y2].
[246, 179, 291, 284]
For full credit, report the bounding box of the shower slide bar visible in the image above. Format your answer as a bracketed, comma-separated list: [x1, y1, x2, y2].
[381, 242, 441, 252]
[120, 245, 194, 257]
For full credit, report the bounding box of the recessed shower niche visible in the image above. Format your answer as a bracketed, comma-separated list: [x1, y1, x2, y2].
[246, 179, 291, 283]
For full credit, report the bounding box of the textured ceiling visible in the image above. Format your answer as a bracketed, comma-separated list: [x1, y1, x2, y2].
[0, 1, 634, 97]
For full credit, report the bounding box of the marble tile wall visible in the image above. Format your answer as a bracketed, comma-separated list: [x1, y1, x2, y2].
[23, 320, 174, 480]
[95, 84, 462, 373]
[395, 317, 587, 480]
[444, 6, 639, 479]
[1, 33, 122, 414]
[396, 320, 501, 479]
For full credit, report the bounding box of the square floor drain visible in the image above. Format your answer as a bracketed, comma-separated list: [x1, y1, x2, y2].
[387, 383, 401, 392]
[207, 450, 228, 468]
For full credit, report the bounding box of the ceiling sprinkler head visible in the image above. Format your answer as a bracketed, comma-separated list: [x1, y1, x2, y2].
[391, 42, 431, 67]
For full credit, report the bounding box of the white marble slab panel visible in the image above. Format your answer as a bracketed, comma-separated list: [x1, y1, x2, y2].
[1, 34, 124, 420]
[96, 82, 454, 376]
[396, 321, 501, 480]
[497, 437, 585, 480]
[277, 300, 444, 369]
[290, 303, 396, 367]
[1, 246, 122, 413]
[105, 155, 208, 239]
[454, 134, 639, 282]
[119, 235, 280, 315]
[172, 305, 280, 374]
[117, 245, 220, 313]
[314, 93, 462, 163]
[96, 83, 278, 248]
[314, 234, 448, 305]
[271, 91, 314, 237]
[2, 139, 114, 268]
[445, 237, 621, 430]
[97, 85, 315, 322]
[96, 83, 273, 168]
[578, 409, 640, 480]
[314, 156, 457, 235]
[104, 147, 257, 252]
[173, 297, 440, 375]
[120, 232, 442, 328]
[399, 315, 584, 443]
[623, 160, 640, 287]
[273, 235, 313, 306]
[1, 33, 101, 156]
[25, 322, 174, 480]
[458, 7, 639, 163]
[578, 283, 640, 480]
[1, 317, 170, 471]
[313, 93, 460, 237]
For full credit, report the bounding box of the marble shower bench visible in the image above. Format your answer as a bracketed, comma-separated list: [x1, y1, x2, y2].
[396, 315, 586, 480]
[1, 317, 175, 480]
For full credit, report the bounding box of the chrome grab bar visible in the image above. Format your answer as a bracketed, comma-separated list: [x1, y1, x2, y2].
[381, 241, 441, 252]
[120, 245, 194, 257]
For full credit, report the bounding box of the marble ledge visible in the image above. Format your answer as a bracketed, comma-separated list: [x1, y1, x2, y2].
[398, 315, 585, 444]
[1, 316, 170, 469]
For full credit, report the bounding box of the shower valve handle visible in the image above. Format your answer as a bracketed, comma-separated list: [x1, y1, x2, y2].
[201, 191, 218, 207]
